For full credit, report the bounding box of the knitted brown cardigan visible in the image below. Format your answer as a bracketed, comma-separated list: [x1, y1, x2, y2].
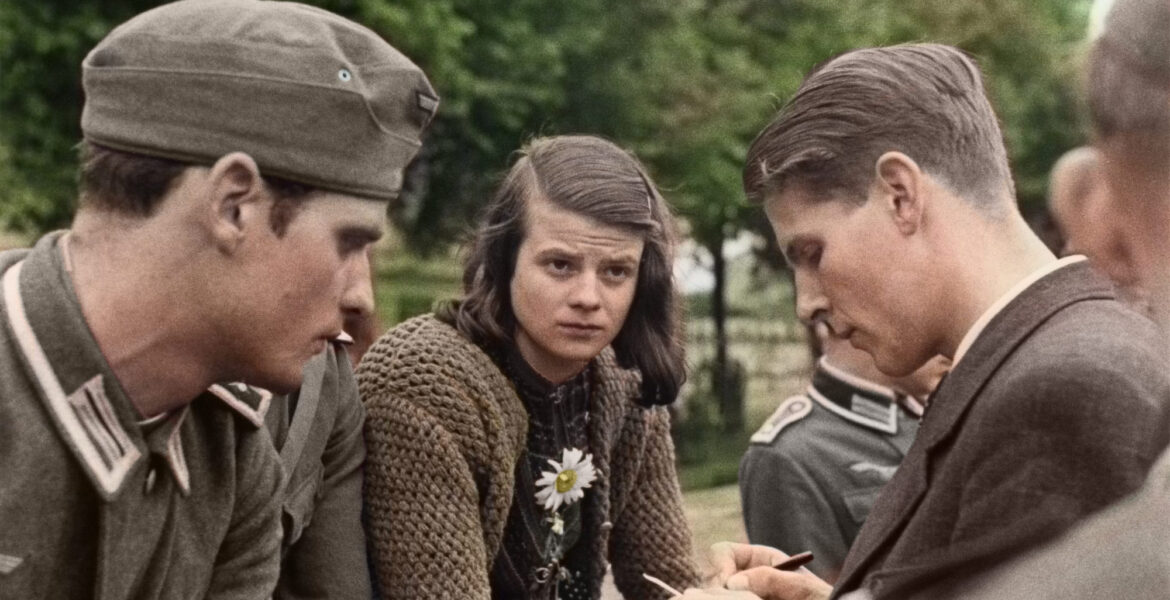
[357, 315, 699, 599]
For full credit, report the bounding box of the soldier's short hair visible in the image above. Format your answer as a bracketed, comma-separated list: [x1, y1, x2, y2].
[1089, 0, 1170, 162]
[79, 142, 313, 236]
[743, 43, 1014, 215]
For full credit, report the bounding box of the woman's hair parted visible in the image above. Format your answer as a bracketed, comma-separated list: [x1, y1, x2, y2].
[437, 135, 686, 406]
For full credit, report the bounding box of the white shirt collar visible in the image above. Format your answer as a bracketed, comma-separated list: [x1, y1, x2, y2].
[952, 255, 1087, 367]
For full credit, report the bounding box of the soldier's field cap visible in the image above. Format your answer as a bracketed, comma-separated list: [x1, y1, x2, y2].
[81, 0, 439, 201]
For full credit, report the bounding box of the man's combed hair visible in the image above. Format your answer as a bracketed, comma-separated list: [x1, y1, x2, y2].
[1089, 0, 1170, 160]
[79, 142, 316, 235]
[437, 135, 686, 406]
[743, 43, 1015, 213]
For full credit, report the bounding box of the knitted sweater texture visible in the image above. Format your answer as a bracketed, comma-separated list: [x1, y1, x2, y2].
[358, 315, 698, 599]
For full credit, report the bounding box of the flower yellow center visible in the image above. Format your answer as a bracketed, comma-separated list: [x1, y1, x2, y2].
[555, 470, 577, 493]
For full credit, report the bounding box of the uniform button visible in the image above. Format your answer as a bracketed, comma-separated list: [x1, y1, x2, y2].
[144, 468, 157, 494]
[600, 521, 613, 532]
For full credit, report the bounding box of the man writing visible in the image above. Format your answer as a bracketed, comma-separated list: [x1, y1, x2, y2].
[685, 42, 1170, 600]
[0, 1, 436, 598]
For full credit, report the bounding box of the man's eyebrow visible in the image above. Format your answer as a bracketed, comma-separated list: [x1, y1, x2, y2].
[337, 224, 383, 244]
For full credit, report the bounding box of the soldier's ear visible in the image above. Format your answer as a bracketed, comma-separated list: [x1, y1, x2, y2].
[206, 152, 268, 254]
[873, 151, 926, 237]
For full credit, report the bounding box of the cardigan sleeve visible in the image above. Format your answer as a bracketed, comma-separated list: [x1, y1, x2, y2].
[608, 406, 700, 599]
[357, 316, 529, 600]
[362, 386, 494, 599]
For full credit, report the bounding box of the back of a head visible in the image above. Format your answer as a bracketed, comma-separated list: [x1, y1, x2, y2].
[1089, 0, 1170, 158]
[744, 43, 1014, 215]
[82, 0, 439, 204]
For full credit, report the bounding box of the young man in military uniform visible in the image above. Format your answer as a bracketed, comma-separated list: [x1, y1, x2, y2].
[740, 324, 947, 583]
[0, 1, 436, 598]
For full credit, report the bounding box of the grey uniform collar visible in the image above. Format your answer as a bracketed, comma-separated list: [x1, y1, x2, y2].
[1, 232, 269, 500]
[808, 358, 908, 435]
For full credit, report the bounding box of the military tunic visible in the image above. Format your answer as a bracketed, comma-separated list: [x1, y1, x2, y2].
[266, 338, 370, 600]
[739, 358, 921, 583]
[0, 232, 283, 600]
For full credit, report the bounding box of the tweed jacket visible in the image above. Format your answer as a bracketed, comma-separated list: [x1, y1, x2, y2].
[357, 314, 699, 599]
[833, 261, 1170, 599]
[0, 232, 283, 600]
[266, 341, 370, 600]
[898, 446, 1170, 600]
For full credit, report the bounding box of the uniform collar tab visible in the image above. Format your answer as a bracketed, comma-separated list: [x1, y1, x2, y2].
[810, 358, 900, 434]
[209, 382, 273, 427]
[142, 407, 192, 496]
[3, 257, 145, 500]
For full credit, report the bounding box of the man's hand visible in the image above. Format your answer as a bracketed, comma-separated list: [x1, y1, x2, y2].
[673, 589, 762, 599]
[706, 542, 789, 586]
[705, 542, 833, 600]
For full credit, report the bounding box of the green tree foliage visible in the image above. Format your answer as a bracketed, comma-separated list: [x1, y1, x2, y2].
[0, 0, 166, 230]
[0, 0, 1094, 433]
[324, 0, 576, 251]
[1, 0, 1090, 236]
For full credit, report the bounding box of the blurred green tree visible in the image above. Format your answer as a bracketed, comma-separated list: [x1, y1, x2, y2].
[0, 0, 165, 230]
[0, 0, 1092, 433]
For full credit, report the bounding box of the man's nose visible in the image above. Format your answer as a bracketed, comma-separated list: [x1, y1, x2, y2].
[794, 269, 829, 325]
[341, 251, 375, 318]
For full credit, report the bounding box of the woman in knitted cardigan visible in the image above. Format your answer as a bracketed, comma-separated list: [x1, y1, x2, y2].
[358, 135, 699, 599]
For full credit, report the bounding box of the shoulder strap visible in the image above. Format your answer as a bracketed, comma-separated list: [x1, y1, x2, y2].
[278, 351, 327, 491]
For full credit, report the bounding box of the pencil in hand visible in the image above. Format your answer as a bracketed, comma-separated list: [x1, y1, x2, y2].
[772, 551, 814, 571]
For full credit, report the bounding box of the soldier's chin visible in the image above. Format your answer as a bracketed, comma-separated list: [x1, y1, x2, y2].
[249, 370, 303, 396]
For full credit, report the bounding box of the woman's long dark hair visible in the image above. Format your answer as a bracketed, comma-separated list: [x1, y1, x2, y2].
[437, 135, 685, 406]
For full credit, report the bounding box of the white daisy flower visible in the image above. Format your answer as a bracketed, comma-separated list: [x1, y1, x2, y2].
[535, 447, 597, 512]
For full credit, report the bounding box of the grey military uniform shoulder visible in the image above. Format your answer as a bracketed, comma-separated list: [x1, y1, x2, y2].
[750, 394, 814, 445]
[750, 393, 879, 448]
[0, 246, 31, 271]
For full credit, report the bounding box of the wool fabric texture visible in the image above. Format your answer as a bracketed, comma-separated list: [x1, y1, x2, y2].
[358, 315, 699, 599]
[82, 0, 438, 200]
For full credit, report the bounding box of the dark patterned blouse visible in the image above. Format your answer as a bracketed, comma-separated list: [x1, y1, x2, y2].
[489, 347, 597, 600]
